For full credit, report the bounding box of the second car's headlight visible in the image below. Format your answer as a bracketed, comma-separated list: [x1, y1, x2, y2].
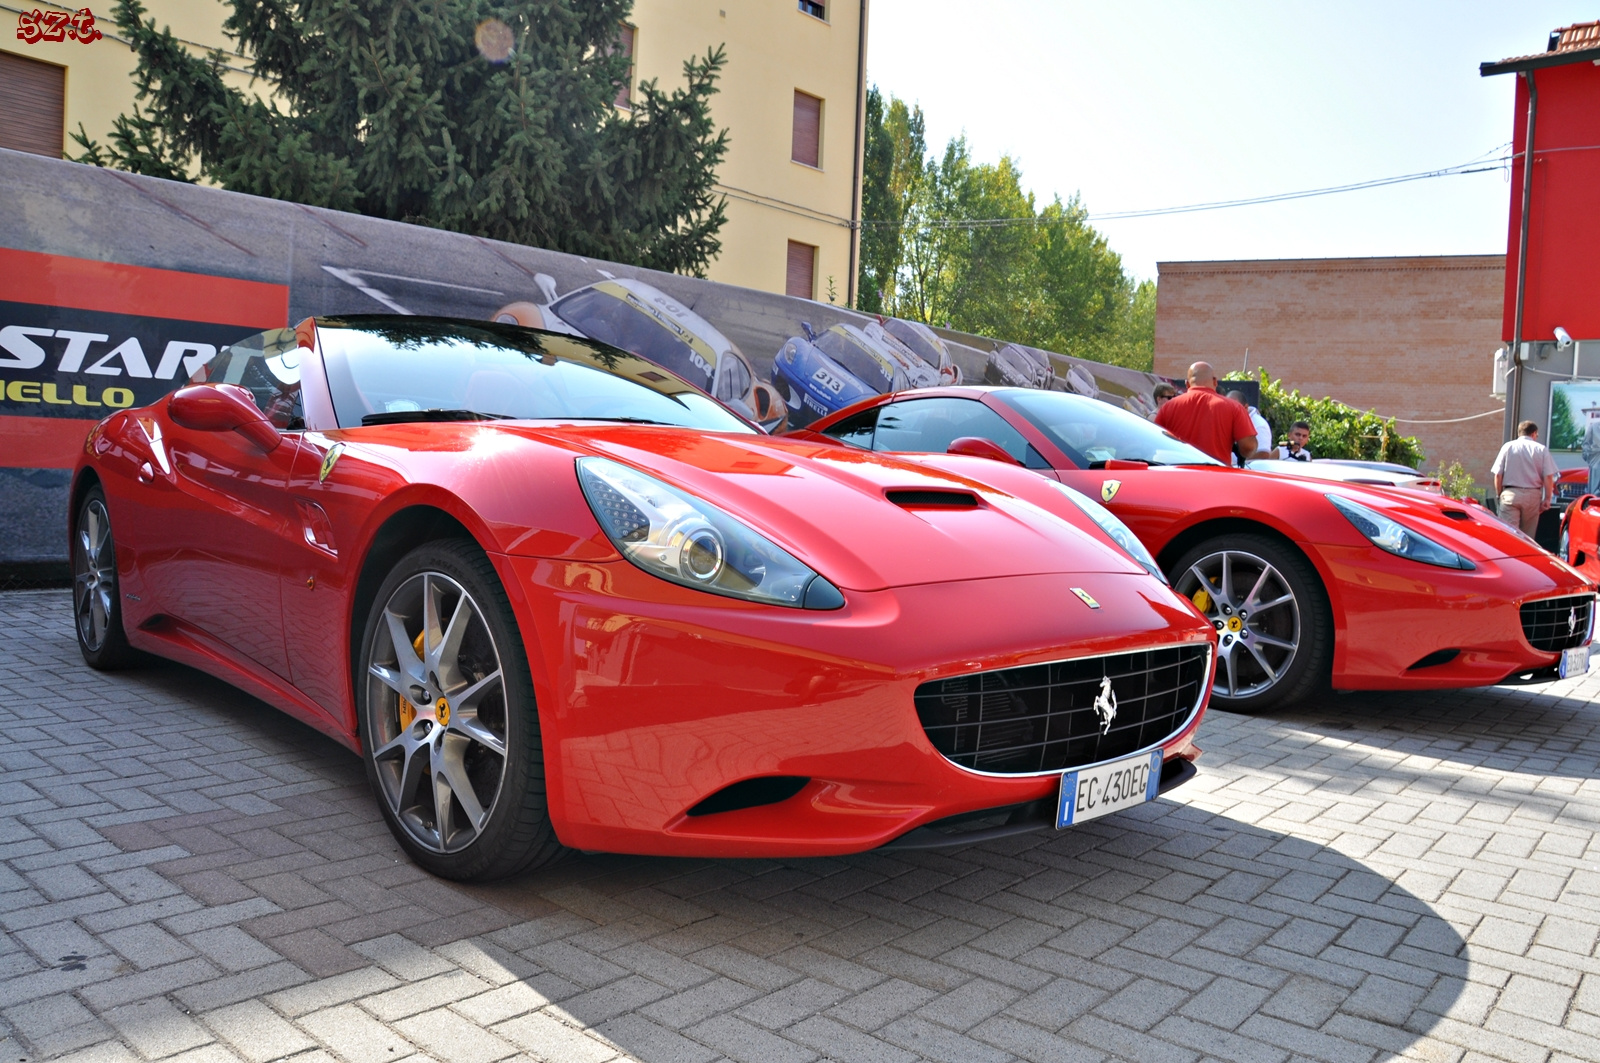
[576, 457, 845, 609]
[1329, 495, 1475, 570]
[1050, 481, 1167, 584]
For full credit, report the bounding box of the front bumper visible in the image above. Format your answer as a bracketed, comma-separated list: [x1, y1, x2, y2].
[498, 556, 1215, 857]
[1320, 543, 1596, 689]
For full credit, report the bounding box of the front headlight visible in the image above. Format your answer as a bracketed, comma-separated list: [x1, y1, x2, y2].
[576, 457, 845, 609]
[1051, 482, 1167, 583]
[1329, 495, 1475, 570]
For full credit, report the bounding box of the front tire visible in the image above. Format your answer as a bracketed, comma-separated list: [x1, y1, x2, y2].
[73, 485, 137, 670]
[357, 540, 564, 880]
[1169, 533, 1331, 715]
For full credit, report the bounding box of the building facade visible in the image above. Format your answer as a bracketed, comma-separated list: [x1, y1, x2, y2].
[1, 0, 866, 303]
[1154, 256, 1509, 481]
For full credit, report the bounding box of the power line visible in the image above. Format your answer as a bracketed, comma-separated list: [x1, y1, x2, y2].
[859, 151, 1516, 230]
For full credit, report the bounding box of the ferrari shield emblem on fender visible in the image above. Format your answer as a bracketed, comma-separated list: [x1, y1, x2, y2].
[1101, 480, 1121, 503]
[319, 442, 346, 483]
[1070, 587, 1100, 610]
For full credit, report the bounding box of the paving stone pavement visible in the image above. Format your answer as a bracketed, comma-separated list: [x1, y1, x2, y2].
[3, 587, 1600, 1063]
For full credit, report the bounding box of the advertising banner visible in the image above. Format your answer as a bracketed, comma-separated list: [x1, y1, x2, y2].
[0, 148, 1172, 563]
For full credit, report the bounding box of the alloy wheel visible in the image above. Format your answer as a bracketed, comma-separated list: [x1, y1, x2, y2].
[365, 572, 510, 853]
[74, 499, 117, 652]
[1174, 549, 1301, 699]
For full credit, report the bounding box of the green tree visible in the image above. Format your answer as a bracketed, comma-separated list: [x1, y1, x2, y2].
[858, 87, 1154, 370]
[75, 0, 731, 275]
[856, 87, 925, 314]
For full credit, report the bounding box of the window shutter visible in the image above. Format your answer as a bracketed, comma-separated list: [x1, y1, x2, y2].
[791, 90, 821, 167]
[614, 24, 635, 109]
[786, 241, 816, 300]
[0, 52, 66, 158]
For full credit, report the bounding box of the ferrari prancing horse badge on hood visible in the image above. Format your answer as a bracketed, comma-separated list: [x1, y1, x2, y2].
[1101, 480, 1121, 503]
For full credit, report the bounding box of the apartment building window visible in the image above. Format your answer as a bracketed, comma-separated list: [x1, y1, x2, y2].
[792, 90, 822, 167]
[786, 241, 817, 300]
[0, 52, 66, 157]
[798, 0, 826, 18]
[613, 23, 636, 108]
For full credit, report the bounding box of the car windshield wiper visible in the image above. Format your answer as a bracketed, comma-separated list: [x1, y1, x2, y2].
[360, 409, 516, 426]
[569, 416, 679, 426]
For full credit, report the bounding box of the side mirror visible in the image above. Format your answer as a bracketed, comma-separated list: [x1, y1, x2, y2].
[800, 321, 818, 343]
[169, 383, 280, 452]
[750, 381, 788, 433]
[946, 436, 1021, 465]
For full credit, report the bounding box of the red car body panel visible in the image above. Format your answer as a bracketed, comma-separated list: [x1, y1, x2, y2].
[792, 386, 1597, 691]
[75, 333, 1216, 858]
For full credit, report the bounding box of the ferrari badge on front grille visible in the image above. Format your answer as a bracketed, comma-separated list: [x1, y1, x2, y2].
[1093, 675, 1118, 734]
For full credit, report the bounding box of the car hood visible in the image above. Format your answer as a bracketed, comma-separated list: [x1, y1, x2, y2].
[514, 425, 1151, 591]
[1243, 468, 1546, 563]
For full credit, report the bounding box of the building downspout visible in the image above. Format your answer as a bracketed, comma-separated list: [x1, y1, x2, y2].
[1506, 69, 1538, 444]
[846, 0, 869, 309]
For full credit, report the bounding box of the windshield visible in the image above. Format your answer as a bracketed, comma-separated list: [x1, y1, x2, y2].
[549, 288, 716, 393]
[816, 329, 893, 391]
[996, 389, 1220, 467]
[317, 316, 754, 433]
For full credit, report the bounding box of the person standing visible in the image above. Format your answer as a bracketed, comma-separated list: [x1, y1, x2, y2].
[1582, 414, 1600, 495]
[1150, 382, 1177, 421]
[1491, 420, 1559, 535]
[1225, 390, 1272, 466]
[1155, 362, 1257, 465]
[1277, 420, 1314, 461]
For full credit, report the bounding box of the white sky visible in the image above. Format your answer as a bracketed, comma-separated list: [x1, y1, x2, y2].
[865, 1, 1587, 281]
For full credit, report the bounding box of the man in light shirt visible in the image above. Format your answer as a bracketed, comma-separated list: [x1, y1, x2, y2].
[1491, 420, 1559, 535]
[1277, 420, 1313, 462]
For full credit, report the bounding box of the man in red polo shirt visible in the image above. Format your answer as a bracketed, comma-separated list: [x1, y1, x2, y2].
[1155, 362, 1258, 465]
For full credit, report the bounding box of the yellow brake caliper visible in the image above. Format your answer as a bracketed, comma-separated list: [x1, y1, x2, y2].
[1191, 588, 1211, 613]
[397, 631, 425, 729]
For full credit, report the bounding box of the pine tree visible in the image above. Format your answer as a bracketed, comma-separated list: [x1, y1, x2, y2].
[76, 0, 731, 275]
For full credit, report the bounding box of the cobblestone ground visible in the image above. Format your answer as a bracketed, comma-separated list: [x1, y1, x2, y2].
[3, 588, 1599, 1063]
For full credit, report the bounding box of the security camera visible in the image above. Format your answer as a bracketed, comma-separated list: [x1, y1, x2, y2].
[1555, 326, 1574, 349]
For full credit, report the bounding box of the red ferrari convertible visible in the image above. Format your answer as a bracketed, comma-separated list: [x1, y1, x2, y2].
[792, 386, 1596, 714]
[71, 318, 1217, 880]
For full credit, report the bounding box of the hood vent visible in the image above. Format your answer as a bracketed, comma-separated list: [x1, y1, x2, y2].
[1441, 509, 1470, 521]
[886, 489, 981, 508]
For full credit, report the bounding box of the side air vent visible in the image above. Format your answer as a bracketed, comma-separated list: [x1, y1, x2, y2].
[1441, 510, 1470, 521]
[686, 776, 809, 817]
[1407, 649, 1460, 670]
[886, 489, 980, 508]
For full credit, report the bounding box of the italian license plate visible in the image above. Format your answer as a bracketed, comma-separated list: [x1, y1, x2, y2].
[1561, 645, 1590, 679]
[1057, 749, 1162, 828]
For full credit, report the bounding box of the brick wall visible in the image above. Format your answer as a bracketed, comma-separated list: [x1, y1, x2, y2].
[1154, 255, 1507, 480]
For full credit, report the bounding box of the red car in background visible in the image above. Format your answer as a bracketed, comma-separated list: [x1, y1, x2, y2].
[792, 386, 1597, 714]
[71, 318, 1218, 881]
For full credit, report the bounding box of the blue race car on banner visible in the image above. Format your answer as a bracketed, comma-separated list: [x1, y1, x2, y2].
[771, 321, 938, 428]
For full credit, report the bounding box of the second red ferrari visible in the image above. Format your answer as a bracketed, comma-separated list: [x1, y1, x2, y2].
[792, 386, 1596, 713]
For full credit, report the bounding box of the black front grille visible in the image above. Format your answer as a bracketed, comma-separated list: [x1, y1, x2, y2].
[915, 644, 1210, 774]
[1520, 594, 1594, 652]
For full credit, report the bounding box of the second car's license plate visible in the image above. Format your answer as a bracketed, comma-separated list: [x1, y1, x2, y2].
[1057, 750, 1162, 828]
[1561, 645, 1590, 679]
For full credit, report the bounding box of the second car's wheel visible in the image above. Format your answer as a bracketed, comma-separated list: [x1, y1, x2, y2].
[1169, 533, 1331, 715]
[73, 485, 138, 670]
[357, 540, 564, 881]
